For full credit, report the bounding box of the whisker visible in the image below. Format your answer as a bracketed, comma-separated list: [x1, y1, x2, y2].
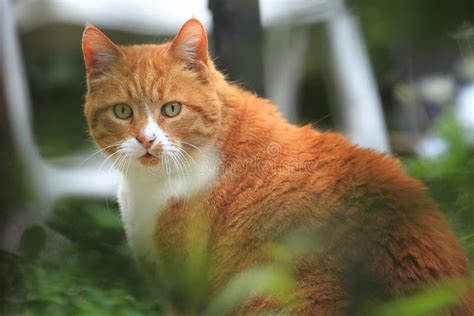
[120, 154, 131, 178]
[126, 155, 133, 179]
[111, 151, 126, 172]
[169, 150, 190, 202]
[177, 151, 192, 202]
[168, 150, 183, 176]
[165, 151, 174, 187]
[175, 146, 197, 169]
[177, 140, 205, 155]
[80, 141, 122, 166]
[163, 151, 171, 176]
[99, 149, 124, 172]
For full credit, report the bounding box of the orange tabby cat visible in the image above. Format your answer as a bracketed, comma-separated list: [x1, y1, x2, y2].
[82, 19, 473, 314]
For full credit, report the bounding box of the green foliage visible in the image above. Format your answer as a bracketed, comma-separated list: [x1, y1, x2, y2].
[360, 278, 470, 316]
[207, 265, 295, 315]
[9, 253, 158, 316]
[405, 116, 474, 261]
[6, 200, 162, 315]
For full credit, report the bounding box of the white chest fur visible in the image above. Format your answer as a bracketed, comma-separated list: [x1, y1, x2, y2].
[117, 148, 220, 263]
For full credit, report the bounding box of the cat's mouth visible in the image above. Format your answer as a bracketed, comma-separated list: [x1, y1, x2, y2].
[139, 152, 160, 165]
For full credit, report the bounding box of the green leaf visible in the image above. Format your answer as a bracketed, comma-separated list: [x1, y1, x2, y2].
[85, 207, 122, 230]
[363, 278, 468, 316]
[206, 265, 295, 316]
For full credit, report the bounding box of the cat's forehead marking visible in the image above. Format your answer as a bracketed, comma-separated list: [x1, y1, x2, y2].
[124, 58, 166, 103]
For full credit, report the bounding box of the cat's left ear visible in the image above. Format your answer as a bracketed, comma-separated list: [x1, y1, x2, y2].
[170, 18, 209, 75]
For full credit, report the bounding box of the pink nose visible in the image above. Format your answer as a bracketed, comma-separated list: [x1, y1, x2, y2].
[136, 134, 156, 149]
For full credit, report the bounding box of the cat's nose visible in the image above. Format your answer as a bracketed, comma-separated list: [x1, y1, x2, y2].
[136, 134, 156, 149]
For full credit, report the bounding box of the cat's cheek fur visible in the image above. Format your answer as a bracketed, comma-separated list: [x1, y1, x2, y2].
[117, 147, 220, 265]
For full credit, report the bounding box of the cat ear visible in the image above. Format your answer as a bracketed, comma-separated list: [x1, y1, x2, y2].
[170, 18, 209, 74]
[82, 24, 122, 77]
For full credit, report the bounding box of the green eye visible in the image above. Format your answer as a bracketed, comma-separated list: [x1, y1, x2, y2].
[161, 102, 182, 118]
[113, 104, 133, 119]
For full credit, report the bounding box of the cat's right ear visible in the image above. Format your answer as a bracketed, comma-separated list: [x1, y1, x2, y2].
[82, 25, 122, 78]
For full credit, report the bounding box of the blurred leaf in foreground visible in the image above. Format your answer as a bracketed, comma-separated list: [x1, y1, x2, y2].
[361, 278, 470, 316]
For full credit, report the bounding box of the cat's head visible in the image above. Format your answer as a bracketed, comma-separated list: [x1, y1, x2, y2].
[82, 19, 222, 173]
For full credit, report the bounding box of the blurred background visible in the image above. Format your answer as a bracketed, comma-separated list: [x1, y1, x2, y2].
[1, 0, 474, 314]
